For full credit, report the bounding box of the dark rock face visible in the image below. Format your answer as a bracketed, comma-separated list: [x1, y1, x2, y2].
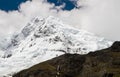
[49, 54, 86, 77]
[13, 41, 120, 77]
[111, 41, 120, 52]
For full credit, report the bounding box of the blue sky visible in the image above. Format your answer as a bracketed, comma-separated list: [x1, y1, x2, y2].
[0, 0, 77, 11]
[0, 0, 27, 11]
[47, 0, 77, 10]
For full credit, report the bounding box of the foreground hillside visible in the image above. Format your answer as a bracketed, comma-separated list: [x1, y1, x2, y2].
[13, 41, 120, 77]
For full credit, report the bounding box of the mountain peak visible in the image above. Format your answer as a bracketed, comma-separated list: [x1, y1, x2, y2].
[0, 16, 113, 76]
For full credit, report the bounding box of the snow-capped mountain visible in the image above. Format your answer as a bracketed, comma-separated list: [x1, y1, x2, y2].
[0, 16, 112, 76]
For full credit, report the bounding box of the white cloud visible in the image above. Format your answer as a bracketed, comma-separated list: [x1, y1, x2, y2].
[0, 10, 26, 36]
[0, 0, 120, 40]
[58, 0, 120, 41]
[0, 0, 57, 36]
[80, 0, 120, 41]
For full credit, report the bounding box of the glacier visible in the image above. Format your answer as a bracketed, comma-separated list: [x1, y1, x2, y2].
[0, 16, 112, 77]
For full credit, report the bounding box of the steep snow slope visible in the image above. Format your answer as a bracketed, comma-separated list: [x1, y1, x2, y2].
[0, 16, 112, 76]
[10, 16, 112, 54]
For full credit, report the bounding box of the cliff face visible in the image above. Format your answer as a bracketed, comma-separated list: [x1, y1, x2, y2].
[13, 41, 120, 77]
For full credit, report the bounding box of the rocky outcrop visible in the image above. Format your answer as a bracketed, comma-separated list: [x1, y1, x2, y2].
[111, 41, 120, 52]
[13, 42, 120, 77]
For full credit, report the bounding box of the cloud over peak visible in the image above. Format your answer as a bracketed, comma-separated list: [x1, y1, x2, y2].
[0, 0, 120, 40]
